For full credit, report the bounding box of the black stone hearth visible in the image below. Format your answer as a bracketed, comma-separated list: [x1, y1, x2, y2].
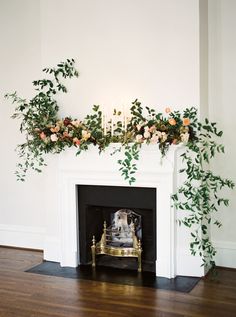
[78, 185, 156, 272]
[26, 261, 200, 293]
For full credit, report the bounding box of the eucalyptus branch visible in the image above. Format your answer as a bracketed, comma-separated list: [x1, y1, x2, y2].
[5, 59, 79, 180]
[118, 143, 140, 185]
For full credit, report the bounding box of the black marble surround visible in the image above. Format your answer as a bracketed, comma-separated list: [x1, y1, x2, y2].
[77, 185, 156, 272]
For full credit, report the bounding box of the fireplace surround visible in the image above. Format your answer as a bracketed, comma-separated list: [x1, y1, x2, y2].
[57, 144, 205, 278]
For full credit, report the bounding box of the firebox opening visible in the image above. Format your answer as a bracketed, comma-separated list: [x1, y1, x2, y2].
[77, 185, 156, 273]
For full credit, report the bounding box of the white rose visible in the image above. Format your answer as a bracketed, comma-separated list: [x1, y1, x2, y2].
[161, 132, 167, 142]
[71, 120, 81, 128]
[150, 134, 159, 144]
[136, 134, 143, 142]
[144, 131, 151, 139]
[50, 134, 58, 142]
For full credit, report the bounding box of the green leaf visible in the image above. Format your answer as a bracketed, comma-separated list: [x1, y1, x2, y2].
[201, 225, 208, 235]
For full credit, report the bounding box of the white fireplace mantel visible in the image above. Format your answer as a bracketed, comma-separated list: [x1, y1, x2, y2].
[54, 144, 204, 278]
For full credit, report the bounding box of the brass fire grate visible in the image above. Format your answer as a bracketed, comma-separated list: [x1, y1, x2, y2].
[91, 209, 142, 272]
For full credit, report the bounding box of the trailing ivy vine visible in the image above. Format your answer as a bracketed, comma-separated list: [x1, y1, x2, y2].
[172, 119, 234, 268]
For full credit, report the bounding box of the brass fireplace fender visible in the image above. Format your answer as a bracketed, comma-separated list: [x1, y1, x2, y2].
[91, 221, 142, 272]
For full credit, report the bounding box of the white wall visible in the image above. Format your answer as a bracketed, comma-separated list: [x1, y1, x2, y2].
[4, 0, 234, 271]
[209, 0, 236, 268]
[199, 0, 209, 120]
[40, 0, 200, 117]
[0, 0, 46, 249]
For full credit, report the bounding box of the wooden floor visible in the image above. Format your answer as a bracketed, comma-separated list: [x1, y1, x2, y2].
[0, 247, 236, 317]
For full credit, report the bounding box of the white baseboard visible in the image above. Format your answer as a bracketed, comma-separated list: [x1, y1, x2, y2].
[0, 224, 45, 250]
[176, 253, 205, 277]
[213, 240, 236, 269]
[43, 236, 61, 263]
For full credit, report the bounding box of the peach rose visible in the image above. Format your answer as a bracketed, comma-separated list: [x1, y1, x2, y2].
[169, 118, 176, 126]
[50, 125, 60, 133]
[183, 118, 190, 126]
[165, 107, 171, 114]
[63, 131, 69, 137]
[40, 132, 46, 140]
[73, 137, 81, 146]
[149, 125, 156, 133]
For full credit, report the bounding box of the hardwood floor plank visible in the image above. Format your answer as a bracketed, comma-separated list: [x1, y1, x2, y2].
[0, 247, 236, 317]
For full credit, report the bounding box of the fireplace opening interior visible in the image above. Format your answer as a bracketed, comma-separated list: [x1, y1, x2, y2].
[77, 185, 156, 273]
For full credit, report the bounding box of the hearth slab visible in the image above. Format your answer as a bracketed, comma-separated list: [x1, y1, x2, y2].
[26, 261, 200, 293]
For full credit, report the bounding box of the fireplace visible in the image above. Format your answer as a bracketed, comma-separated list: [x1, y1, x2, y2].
[55, 144, 205, 278]
[77, 185, 156, 272]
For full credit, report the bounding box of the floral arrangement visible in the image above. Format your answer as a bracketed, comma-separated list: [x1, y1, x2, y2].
[5, 59, 234, 269]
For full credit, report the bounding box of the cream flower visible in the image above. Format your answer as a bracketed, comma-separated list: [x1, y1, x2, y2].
[44, 137, 50, 144]
[136, 124, 142, 131]
[136, 134, 143, 142]
[71, 119, 81, 128]
[57, 120, 64, 126]
[181, 132, 189, 143]
[82, 130, 91, 141]
[161, 132, 167, 142]
[50, 134, 58, 142]
[150, 134, 159, 144]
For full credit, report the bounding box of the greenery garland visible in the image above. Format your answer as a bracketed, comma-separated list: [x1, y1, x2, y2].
[5, 59, 234, 269]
